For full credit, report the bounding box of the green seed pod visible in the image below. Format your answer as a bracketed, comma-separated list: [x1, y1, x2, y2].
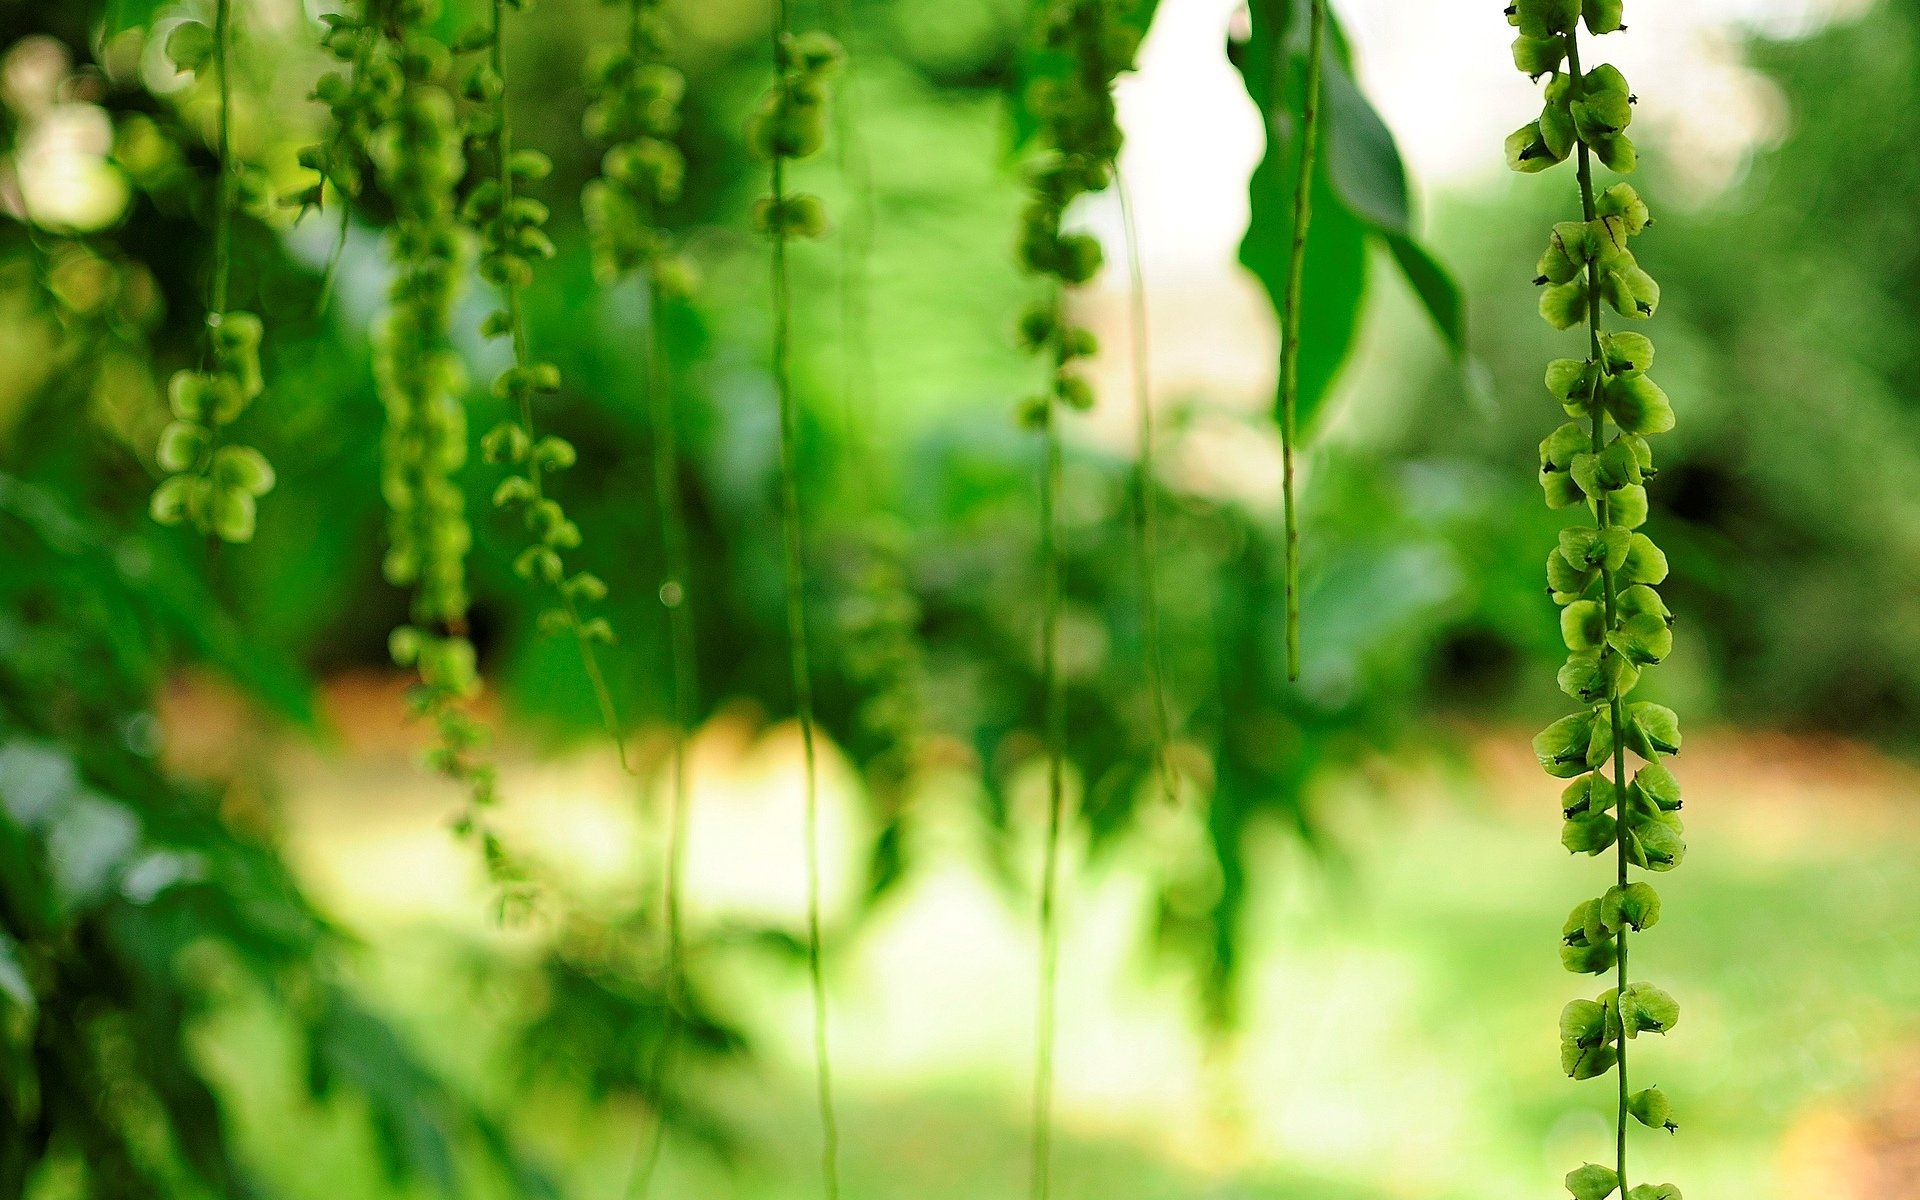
[210, 486, 258, 543]
[1626, 1185, 1683, 1200]
[149, 475, 198, 526]
[1607, 612, 1672, 665]
[1602, 260, 1661, 319]
[491, 476, 535, 508]
[1512, 34, 1568, 78]
[1535, 710, 1599, 777]
[1619, 533, 1670, 584]
[1542, 421, 1591, 470]
[1603, 331, 1654, 373]
[1561, 997, 1610, 1047]
[1563, 811, 1618, 856]
[210, 445, 276, 496]
[1628, 1087, 1679, 1132]
[1562, 937, 1618, 976]
[1603, 372, 1673, 433]
[1513, 0, 1580, 37]
[1592, 131, 1638, 173]
[1597, 183, 1652, 235]
[1626, 820, 1686, 871]
[1537, 224, 1589, 284]
[1541, 278, 1590, 330]
[1546, 357, 1598, 406]
[1585, 0, 1626, 35]
[1619, 982, 1679, 1036]
[784, 30, 846, 77]
[155, 421, 208, 472]
[1506, 121, 1565, 173]
[1558, 651, 1602, 702]
[1607, 881, 1662, 931]
[1633, 762, 1681, 811]
[166, 20, 215, 73]
[389, 625, 424, 667]
[1561, 771, 1615, 818]
[1559, 525, 1632, 572]
[1564, 1039, 1619, 1080]
[1056, 374, 1096, 411]
[1566, 1164, 1621, 1200]
[1560, 601, 1607, 653]
[1547, 546, 1599, 603]
[1058, 233, 1105, 284]
[1628, 701, 1682, 756]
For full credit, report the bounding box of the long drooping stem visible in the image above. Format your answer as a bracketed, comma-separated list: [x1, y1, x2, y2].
[1115, 168, 1175, 807]
[767, 7, 840, 1193]
[1277, 0, 1326, 682]
[820, 0, 876, 483]
[625, 270, 700, 1200]
[1564, 32, 1632, 1192]
[485, 0, 632, 777]
[210, 0, 233, 324]
[1029, 327, 1067, 1200]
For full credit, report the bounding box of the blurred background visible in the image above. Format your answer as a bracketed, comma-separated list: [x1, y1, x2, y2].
[4, 0, 1920, 1196]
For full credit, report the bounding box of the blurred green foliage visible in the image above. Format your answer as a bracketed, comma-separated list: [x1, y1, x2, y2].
[2, 0, 1917, 1193]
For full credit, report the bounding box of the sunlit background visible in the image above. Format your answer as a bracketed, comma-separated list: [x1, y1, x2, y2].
[5, 0, 1920, 1197]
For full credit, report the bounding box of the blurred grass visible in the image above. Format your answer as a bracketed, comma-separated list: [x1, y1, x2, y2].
[182, 712, 1920, 1200]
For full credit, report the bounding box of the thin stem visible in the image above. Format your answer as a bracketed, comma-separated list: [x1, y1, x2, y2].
[820, 0, 877, 500]
[1115, 168, 1175, 808]
[1277, 0, 1326, 684]
[492, 0, 633, 775]
[1029, 368, 1066, 1200]
[770, 9, 841, 1192]
[623, 272, 700, 1200]
[315, 197, 351, 316]
[1565, 27, 1630, 1198]
[210, 0, 233, 323]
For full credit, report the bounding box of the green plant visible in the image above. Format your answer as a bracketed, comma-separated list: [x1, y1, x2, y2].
[1275, 0, 1324, 680]
[1010, 4, 1145, 1194]
[747, 13, 846, 1197]
[457, 0, 631, 778]
[1512, 4, 1687, 1198]
[147, 0, 276, 543]
[578, 0, 702, 1188]
[352, 0, 525, 912]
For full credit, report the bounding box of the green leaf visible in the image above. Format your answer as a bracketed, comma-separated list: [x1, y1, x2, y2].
[1383, 233, 1466, 358]
[1233, 1, 1465, 433]
[1566, 1163, 1621, 1200]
